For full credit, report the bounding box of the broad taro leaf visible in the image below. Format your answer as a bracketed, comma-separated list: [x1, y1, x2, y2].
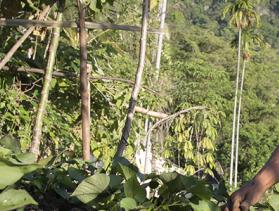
[190, 200, 220, 211]
[8, 153, 37, 165]
[109, 175, 123, 190]
[0, 161, 39, 190]
[112, 157, 138, 180]
[124, 175, 146, 203]
[159, 172, 178, 183]
[72, 173, 110, 204]
[268, 194, 279, 211]
[120, 197, 137, 210]
[0, 189, 37, 211]
[0, 135, 20, 153]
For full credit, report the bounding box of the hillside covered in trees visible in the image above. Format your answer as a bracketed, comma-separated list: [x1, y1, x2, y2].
[1, 0, 279, 210]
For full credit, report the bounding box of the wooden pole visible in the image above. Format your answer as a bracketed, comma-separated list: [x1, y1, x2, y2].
[114, 0, 150, 157]
[0, 19, 164, 34]
[77, 0, 91, 161]
[30, 3, 63, 156]
[0, 6, 51, 70]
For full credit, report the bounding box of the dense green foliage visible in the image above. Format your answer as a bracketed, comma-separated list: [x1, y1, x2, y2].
[0, 136, 229, 210]
[1, 0, 279, 209]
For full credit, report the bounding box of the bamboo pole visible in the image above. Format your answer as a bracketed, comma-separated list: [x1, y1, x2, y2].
[30, 4, 64, 156]
[77, 0, 91, 161]
[0, 19, 164, 34]
[134, 106, 168, 118]
[114, 0, 150, 157]
[0, 6, 51, 70]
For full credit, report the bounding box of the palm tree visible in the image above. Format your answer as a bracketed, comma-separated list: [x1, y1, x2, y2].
[234, 30, 263, 187]
[223, 0, 259, 186]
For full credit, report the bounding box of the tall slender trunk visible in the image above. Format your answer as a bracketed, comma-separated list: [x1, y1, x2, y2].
[144, 120, 152, 173]
[0, 6, 51, 70]
[30, 6, 63, 156]
[234, 60, 247, 187]
[155, 0, 167, 80]
[77, 1, 91, 161]
[115, 0, 150, 157]
[229, 28, 242, 186]
[143, 0, 167, 172]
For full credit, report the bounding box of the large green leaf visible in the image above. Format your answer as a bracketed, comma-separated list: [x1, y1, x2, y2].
[8, 153, 37, 165]
[268, 194, 279, 211]
[120, 197, 137, 210]
[68, 167, 86, 182]
[0, 147, 12, 157]
[124, 176, 146, 203]
[18, 164, 39, 174]
[0, 164, 24, 189]
[0, 189, 37, 211]
[274, 183, 279, 193]
[189, 183, 212, 200]
[118, 163, 137, 180]
[161, 174, 195, 194]
[159, 172, 178, 183]
[190, 200, 220, 211]
[0, 135, 20, 153]
[112, 157, 138, 180]
[0, 156, 40, 190]
[109, 175, 123, 190]
[0, 165, 39, 189]
[72, 173, 110, 204]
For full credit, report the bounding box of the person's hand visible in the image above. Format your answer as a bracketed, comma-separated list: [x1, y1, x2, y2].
[224, 180, 266, 211]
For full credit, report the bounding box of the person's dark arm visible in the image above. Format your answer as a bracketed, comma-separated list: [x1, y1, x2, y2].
[224, 146, 279, 211]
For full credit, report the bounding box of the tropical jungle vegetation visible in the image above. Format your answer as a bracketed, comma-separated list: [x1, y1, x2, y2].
[1, 0, 279, 210]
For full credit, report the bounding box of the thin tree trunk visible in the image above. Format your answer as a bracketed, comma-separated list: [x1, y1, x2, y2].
[77, 1, 91, 161]
[229, 28, 242, 186]
[144, 0, 167, 173]
[155, 0, 167, 80]
[144, 120, 152, 174]
[0, 6, 51, 70]
[114, 0, 150, 157]
[234, 60, 247, 187]
[30, 7, 63, 156]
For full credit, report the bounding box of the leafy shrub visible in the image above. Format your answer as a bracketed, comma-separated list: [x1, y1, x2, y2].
[0, 136, 40, 210]
[72, 157, 228, 210]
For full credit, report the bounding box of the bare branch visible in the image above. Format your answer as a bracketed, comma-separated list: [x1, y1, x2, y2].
[134, 106, 168, 118]
[0, 6, 52, 70]
[1, 66, 160, 95]
[146, 106, 206, 137]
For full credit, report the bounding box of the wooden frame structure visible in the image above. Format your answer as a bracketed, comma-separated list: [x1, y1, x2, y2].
[0, 1, 167, 161]
[0, 19, 164, 34]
